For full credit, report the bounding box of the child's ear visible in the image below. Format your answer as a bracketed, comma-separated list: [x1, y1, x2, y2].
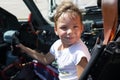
[55, 31, 58, 35]
[54, 26, 58, 35]
[81, 24, 84, 33]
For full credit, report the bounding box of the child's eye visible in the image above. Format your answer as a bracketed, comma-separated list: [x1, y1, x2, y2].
[60, 26, 67, 30]
[73, 26, 78, 29]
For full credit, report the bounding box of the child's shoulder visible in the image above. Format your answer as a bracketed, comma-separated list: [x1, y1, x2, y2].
[53, 39, 61, 45]
[51, 39, 61, 48]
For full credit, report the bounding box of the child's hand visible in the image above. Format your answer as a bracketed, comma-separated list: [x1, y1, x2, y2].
[16, 43, 26, 53]
[13, 36, 20, 45]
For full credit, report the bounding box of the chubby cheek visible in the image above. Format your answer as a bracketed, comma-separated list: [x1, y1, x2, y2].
[54, 27, 65, 37]
[78, 26, 83, 36]
[57, 30, 66, 39]
[74, 30, 82, 40]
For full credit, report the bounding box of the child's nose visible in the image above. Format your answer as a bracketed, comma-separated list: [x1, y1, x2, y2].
[67, 29, 73, 34]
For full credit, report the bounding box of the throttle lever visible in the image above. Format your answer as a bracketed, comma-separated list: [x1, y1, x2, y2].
[3, 30, 20, 56]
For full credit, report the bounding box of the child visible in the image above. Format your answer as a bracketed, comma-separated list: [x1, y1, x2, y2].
[16, 1, 91, 80]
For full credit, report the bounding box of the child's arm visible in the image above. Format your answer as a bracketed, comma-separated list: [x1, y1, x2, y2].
[76, 57, 88, 78]
[16, 43, 55, 65]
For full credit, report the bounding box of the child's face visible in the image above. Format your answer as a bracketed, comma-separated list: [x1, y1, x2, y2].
[54, 12, 83, 47]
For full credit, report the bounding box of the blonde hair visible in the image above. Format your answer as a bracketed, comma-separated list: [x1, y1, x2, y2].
[54, 1, 83, 26]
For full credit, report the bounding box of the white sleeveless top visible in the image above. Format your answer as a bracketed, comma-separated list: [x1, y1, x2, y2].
[50, 39, 91, 80]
